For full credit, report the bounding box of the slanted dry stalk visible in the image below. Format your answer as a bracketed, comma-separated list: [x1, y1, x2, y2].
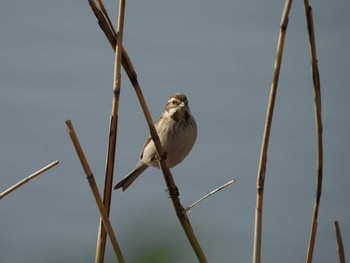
[88, 0, 137, 81]
[0, 160, 59, 199]
[302, 2, 323, 263]
[95, 0, 126, 262]
[65, 120, 125, 263]
[333, 221, 346, 263]
[130, 62, 208, 263]
[86, 2, 207, 262]
[96, 0, 116, 36]
[253, 1, 293, 262]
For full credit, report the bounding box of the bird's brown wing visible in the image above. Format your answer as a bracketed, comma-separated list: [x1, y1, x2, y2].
[139, 135, 151, 159]
[139, 115, 162, 159]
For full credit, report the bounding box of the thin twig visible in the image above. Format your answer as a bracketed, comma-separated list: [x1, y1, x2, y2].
[86, 2, 207, 262]
[95, 0, 126, 262]
[0, 160, 59, 199]
[302, 2, 323, 263]
[333, 221, 346, 263]
[185, 179, 236, 212]
[253, 1, 293, 262]
[65, 120, 125, 263]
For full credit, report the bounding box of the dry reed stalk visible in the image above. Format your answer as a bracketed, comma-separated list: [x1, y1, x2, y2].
[95, 0, 126, 262]
[333, 221, 346, 263]
[132, 74, 208, 263]
[96, 0, 116, 37]
[86, 2, 207, 262]
[253, 1, 293, 262]
[0, 160, 59, 199]
[65, 120, 125, 263]
[302, 2, 323, 263]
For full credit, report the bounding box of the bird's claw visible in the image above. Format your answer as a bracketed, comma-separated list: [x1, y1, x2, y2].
[155, 152, 168, 161]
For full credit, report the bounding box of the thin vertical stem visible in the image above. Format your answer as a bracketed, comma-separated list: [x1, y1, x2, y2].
[302, 2, 323, 263]
[333, 221, 346, 263]
[95, 0, 126, 262]
[253, 1, 293, 262]
[65, 120, 125, 263]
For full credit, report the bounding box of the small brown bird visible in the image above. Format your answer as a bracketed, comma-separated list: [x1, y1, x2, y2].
[114, 93, 197, 191]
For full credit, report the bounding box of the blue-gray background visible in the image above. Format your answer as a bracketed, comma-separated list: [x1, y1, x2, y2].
[1, 1, 349, 262]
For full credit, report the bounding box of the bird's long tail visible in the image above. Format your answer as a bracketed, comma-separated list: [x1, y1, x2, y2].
[113, 162, 148, 191]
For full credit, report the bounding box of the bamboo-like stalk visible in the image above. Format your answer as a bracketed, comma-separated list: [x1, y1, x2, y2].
[65, 120, 125, 263]
[95, 0, 126, 262]
[96, 0, 116, 37]
[253, 1, 293, 262]
[333, 221, 346, 263]
[119, 53, 207, 261]
[131, 65, 208, 263]
[302, 2, 323, 263]
[0, 160, 59, 199]
[86, 2, 207, 262]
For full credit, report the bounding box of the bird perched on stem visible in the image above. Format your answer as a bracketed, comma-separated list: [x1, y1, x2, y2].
[114, 93, 197, 191]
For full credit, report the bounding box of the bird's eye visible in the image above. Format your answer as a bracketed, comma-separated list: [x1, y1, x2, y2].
[172, 100, 177, 105]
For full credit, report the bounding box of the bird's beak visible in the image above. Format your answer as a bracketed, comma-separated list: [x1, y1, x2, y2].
[179, 102, 185, 108]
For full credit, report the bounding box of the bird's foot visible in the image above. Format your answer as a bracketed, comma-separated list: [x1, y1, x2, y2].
[155, 151, 167, 161]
